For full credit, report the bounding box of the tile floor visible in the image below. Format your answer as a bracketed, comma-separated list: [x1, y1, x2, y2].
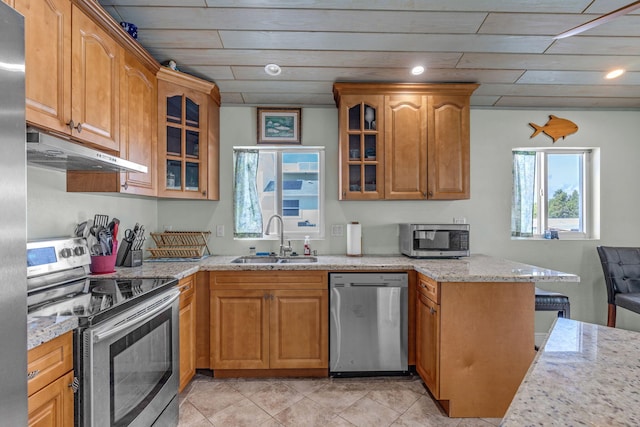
[178, 374, 502, 427]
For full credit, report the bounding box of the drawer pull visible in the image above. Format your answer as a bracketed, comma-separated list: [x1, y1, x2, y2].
[27, 370, 40, 380]
[181, 285, 191, 292]
[419, 283, 427, 289]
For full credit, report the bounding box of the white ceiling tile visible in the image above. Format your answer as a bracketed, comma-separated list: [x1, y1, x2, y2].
[218, 31, 553, 54]
[476, 83, 640, 98]
[214, 80, 332, 93]
[458, 53, 640, 72]
[517, 70, 640, 85]
[547, 37, 640, 55]
[470, 95, 500, 106]
[241, 93, 336, 106]
[495, 96, 640, 108]
[103, 0, 206, 5]
[203, 0, 592, 13]
[220, 93, 246, 104]
[137, 30, 223, 48]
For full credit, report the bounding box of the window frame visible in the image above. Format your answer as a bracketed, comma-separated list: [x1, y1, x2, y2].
[233, 145, 325, 240]
[512, 147, 595, 240]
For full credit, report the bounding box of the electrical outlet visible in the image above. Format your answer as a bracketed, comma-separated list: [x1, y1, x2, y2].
[331, 224, 344, 236]
[216, 225, 225, 237]
[453, 217, 466, 224]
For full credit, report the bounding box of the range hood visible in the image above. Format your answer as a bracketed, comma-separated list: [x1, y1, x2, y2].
[26, 127, 148, 173]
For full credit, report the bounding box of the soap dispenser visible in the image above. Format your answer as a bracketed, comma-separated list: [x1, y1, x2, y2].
[304, 236, 311, 256]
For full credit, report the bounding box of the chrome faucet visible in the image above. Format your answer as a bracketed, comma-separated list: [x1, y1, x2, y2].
[265, 214, 292, 257]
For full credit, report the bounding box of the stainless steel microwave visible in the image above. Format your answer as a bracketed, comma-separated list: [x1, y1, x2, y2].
[399, 223, 470, 258]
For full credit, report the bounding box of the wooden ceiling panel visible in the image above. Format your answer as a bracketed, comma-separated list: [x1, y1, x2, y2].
[100, 0, 640, 108]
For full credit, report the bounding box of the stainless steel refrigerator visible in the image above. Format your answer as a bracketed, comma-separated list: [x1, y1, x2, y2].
[0, 2, 27, 425]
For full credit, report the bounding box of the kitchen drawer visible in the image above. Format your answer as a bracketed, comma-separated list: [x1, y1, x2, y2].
[418, 274, 439, 304]
[27, 331, 73, 397]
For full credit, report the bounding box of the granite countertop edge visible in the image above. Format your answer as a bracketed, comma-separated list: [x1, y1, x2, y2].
[29, 253, 579, 348]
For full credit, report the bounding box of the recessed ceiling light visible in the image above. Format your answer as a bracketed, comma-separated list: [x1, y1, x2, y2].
[411, 66, 425, 75]
[605, 69, 625, 79]
[264, 63, 282, 76]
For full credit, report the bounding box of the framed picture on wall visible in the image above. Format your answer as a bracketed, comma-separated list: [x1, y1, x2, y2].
[257, 107, 302, 144]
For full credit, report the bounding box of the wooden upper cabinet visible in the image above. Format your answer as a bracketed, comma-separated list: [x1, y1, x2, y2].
[427, 95, 471, 200]
[334, 83, 477, 201]
[117, 51, 157, 196]
[385, 94, 428, 199]
[71, 4, 121, 151]
[157, 68, 220, 200]
[16, 0, 72, 135]
[337, 94, 384, 200]
[17, 0, 122, 152]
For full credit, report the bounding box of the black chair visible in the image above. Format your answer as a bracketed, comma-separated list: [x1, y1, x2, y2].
[597, 246, 640, 327]
[535, 287, 570, 318]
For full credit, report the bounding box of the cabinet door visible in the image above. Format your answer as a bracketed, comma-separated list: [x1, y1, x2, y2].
[178, 276, 196, 392]
[385, 94, 428, 199]
[119, 51, 157, 196]
[157, 81, 209, 199]
[15, 0, 72, 135]
[416, 289, 440, 398]
[426, 95, 470, 199]
[28, 371, 74, 427]
[339, 94, 384, 200]
[71, 5, 121, 151]
[210, 290, 269, 369]
[270, 290, 328, 369]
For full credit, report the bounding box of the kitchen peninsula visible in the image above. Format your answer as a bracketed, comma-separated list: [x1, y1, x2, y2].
[502, 317, 640, 426]
[28, 253, 578, 419]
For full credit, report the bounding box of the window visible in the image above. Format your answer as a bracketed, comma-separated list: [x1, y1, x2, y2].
[233, 146, 324, 239]
[512, 148, 596, 239]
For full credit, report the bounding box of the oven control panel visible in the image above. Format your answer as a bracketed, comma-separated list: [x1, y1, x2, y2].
[27, 237, 91, 278]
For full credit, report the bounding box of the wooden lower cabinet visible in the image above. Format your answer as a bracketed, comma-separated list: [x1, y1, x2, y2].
[28, 371, 74, 427]
[27, 332, 74, 427]
[416, 285, 440, 396]
[415, 274, 535, 418]
[178, 274, 196, 392]
[210, 271, 328, 375]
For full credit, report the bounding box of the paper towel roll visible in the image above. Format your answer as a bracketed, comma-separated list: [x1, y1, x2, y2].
[347, 222, 362, 256]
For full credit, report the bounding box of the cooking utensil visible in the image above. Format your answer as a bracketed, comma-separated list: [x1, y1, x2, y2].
[94, 214, 109, 227]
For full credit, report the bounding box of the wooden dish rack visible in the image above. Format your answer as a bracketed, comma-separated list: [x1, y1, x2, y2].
[148, 231, 212, 258]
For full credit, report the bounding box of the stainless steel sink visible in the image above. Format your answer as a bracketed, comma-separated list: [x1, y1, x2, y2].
[231, 256, 318, 264]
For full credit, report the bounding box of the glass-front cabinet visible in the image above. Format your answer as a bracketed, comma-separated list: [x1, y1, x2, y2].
[338, 94, 384, 200]
[157, 68, 220, 199]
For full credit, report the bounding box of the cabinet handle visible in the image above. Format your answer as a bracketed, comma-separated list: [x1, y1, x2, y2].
[68, 120, 83, 133]
[264, 293, 269, 300]
[121, 182, 128, 190]
[27, 370, 40, 380]
[181, 285, 191, 292]
[68, 377, 80, 393]
[202, 191, 207, 196]
[430, 307, 436, 315]
[419, 283, 427, 289]
[428, 191, 433, 197]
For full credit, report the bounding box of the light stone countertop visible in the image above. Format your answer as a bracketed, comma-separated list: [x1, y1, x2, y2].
[27, 315, 77, 350]
[103, 253, 579, 283]
[501, 317, 640, 426]
[29, 253, 578, 349]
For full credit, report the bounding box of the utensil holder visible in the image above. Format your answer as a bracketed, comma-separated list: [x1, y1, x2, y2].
[90, 241, 118, 274]
[124, 250, 143, 267]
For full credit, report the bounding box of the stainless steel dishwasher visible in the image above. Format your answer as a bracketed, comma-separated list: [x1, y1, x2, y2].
[329, 272, 408, 376]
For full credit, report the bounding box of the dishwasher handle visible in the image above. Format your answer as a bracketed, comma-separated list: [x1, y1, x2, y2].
[332, 282, 405, 288]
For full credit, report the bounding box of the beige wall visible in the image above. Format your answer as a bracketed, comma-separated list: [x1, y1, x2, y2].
[27, 106, 640, 333]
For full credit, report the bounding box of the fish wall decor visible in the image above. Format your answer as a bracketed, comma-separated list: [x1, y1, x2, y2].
[529, 115, 579, 143]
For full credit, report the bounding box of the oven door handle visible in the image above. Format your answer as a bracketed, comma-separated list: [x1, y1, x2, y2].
[93, 290, 179, 343]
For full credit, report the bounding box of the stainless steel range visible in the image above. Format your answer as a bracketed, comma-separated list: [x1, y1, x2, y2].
[27, 237, 180, 427]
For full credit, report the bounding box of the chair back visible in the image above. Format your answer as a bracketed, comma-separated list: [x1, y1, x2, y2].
[597, 246, 640, 305]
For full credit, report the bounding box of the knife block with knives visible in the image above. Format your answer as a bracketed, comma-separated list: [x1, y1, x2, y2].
[116, 223, 145, 267]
